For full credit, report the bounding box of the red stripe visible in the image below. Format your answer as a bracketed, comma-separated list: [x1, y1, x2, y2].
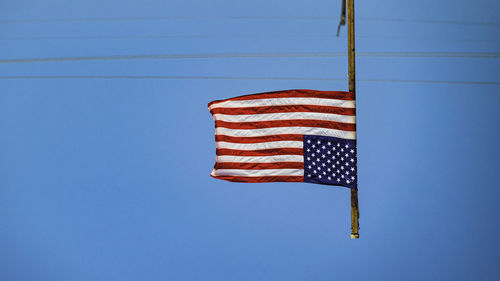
[210, 104, 355, 116]
[215, 134, 303, 143]
[214, 162, 304, 170]
[216, 148, 303, 156]
[208, 89, 354, 107]
[211, 174, 304, 183]
[215, 119, 355, 131]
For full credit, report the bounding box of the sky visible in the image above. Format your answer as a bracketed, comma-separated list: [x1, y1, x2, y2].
[1, 0, 500, 280]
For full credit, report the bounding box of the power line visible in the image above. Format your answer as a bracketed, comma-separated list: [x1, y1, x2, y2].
[0, 75, 498, 85]
[1, 34, 498, 44]
[1, 52, 498, 64]
[357, 17, 500, 27]
[0, 35, 255, 41]
[0, 52, 344, 64]
[0, 16, 334, 24]
[359, 79, 500, 86]
[0, 15, 498, 27]
[359, 52, 500, 58]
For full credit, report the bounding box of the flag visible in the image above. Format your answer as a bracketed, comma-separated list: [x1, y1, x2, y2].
[208, 89, 357, 188]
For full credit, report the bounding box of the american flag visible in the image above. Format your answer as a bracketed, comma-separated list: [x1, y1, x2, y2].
[208, 89, 357, 188]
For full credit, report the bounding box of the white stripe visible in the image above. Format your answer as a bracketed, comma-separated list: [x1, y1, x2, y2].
[212, 169, 304, 177]
[216, 155, 304, 163]
[208, 97, 355, 110]
[213, 112, 356, 124]
[216, 127, 356, 140]
[216, 141, 303, 150]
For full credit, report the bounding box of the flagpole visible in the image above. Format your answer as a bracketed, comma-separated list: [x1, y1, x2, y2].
[347, 0, 360, 239]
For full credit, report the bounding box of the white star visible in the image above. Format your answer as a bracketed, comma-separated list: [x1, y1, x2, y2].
[336, 152, 340, 156]
[308, 165, 312, 169]
[307, 157, 311, 161]
[337, 178, 341, 182]
[345, 144, 349, 148]
[333, 147, 336, 151]
[318, 175, 322, 179]
[317, 140, 321, 144]
[328, 142, 331, 146]
[350, 158, 354, 163]
[341, 175, 345, 178]
[350, 149, 355, 154]
[306, 148, 310, 152]
[321, 154, 326, 158]
[346, 162, 349, 167]
[341, 148, 344, 152]
[341, 157, 344, 161]
[351, 167, 355, 171]
[316, 158, 321, 162]
[322, 145, 326, 149]
[323, 172, 326, 175]
[327, 159, 331, 163]
[347, 180, 350, 184]
[327, 151, 331, 155]
[337, 143, 340, 147]
[328, 177, 331, 180]
[327, 168, 331, 172]
[312, 162, 316, 166]
[312, 144, 316, 148]
[322, 163, 326, 167]
[346, 171, 350, 175]
[345, 153, 349, 158]
[332, 173, 336, 177]
[337, 169, 340, 173]
[307, 140, 311, 144]
[318, 167, 321, 171]
[351, 176, 355, 180]
[316, 149, 320, 153]
[312, 153, 315, 157]
[336, 161, 340, 165]
[313, 170, 317, 174]
[341, 166, 344, 170]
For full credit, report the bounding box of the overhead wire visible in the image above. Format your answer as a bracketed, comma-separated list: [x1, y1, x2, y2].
[0, 75, 497, 85]
[0, 52, 499, 64]
[1, 34, 498, 44]
[0, 15, 498, 27]
[0, 16, 336, 24]
[1, 15, 497, 44]
[1, 15, 497, 86]
[357, 17, 500, 27]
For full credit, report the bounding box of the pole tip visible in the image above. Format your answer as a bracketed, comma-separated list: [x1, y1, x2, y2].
[350, 233, 359, 239]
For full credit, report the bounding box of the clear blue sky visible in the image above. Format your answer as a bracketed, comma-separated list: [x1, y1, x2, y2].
[1, 0, 499, 280]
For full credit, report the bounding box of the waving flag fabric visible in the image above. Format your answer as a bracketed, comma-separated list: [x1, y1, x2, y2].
[208, 89, 357, 188]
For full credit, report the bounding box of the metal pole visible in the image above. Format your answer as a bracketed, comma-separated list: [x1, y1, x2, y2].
[347, 0, 360, 239]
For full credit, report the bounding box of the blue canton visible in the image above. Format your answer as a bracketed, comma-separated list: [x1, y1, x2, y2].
[303, 135, 357, 188]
